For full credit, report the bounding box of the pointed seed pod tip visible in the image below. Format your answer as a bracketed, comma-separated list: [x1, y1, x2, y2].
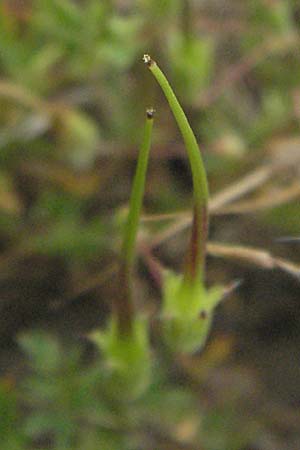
[143, 54, 155, 68]
[146, 108, 155, 119]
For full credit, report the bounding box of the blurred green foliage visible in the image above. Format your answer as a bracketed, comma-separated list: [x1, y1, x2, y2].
[10, 331, 256, 450]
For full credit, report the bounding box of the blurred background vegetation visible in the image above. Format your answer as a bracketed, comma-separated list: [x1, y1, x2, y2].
[1, 0, 300, 449]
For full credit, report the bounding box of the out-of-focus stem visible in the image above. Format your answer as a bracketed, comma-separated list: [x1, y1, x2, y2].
[116, 109, 154, 335]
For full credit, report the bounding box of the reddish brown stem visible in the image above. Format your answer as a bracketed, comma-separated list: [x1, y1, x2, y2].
[113, 262, 134, 336]
[183, 204, 208, 284]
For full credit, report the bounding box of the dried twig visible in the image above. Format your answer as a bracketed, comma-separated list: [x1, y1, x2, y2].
[215, 181, 300, 215]
[0, 79, 49, 113]
[150, 165, 273, 248]
[207, 242, 300, 279]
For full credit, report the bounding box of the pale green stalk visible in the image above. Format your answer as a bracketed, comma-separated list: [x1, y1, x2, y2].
[143, 55, 208, 283]
[121, 109, 154, 266]
[117, 109, 154, 334]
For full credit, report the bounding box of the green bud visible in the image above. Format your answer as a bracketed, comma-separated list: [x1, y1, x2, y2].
[162, 271, 223, 353]
[91, 317, 151, 400]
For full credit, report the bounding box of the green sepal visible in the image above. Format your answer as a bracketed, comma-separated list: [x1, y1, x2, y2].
[162, 271, 224, 353]
[91, 317, 151, 400]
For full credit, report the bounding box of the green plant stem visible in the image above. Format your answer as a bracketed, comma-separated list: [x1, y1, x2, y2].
[143, 55, 209, 284]
[116, 109, 154, 335]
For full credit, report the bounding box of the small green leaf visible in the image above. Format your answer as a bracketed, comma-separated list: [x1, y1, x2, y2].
[169, 33, 214, 100]
[19, 332, 61, 372]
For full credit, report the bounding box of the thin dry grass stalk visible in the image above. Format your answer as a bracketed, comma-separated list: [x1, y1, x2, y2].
[207, 242, 300, 279]
[150, 165, 273, 248]
[215, 181, 300, 215]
